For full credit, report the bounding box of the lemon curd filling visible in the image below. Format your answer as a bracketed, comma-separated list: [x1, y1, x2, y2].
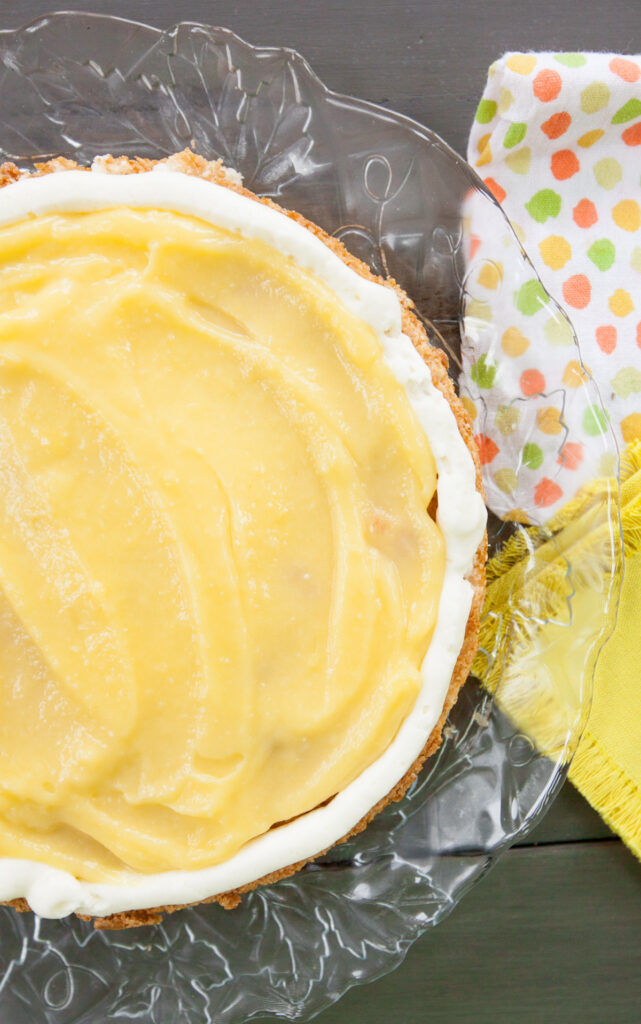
[0, 204, 447, 882]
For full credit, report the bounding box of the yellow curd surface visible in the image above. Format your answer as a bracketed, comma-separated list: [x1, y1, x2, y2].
[0, 207, 445, 880]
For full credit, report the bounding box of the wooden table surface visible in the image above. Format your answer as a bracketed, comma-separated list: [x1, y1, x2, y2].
[2, 2, 641, 1021]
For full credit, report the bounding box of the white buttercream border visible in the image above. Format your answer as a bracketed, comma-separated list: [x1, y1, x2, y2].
[0, 170, 486, 918]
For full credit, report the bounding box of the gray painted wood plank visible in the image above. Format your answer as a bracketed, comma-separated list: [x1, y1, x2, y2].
[4, 0, 639, 160]
[299, 840, 641, 1024]
[518, 781, 613, 845]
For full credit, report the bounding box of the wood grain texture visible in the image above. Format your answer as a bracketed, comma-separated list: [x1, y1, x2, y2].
[292, 842, 641, 1024]
[1, 0, 638, 159]
[0, 0, 637, 1018]
[520, 781, 613, 845]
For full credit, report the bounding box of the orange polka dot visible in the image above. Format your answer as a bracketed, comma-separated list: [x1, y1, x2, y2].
[623, 123, 641, 146]
[609, 57, 640, 82]
[562, 274, 591, 310]
[541, 111, 571, 139]
[520, 368, 546, 396]
[533, 68, 562, 102]
[534, 478, 563, 507]
[474, 434, 499, 465]
[484, 177, 506, 203]
[637, 322, 641, 349]
[573, 199, 597, 228]
[558, 442, 584, 471]
[469, 235, 481, 259]
[551, 149, 580, 180]
[596, 325, 617, 353]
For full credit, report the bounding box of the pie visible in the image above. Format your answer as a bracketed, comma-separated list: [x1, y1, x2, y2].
[0, 150, 486, 928]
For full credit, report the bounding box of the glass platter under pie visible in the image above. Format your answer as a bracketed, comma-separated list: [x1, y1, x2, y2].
[0, 12, 619, 1024]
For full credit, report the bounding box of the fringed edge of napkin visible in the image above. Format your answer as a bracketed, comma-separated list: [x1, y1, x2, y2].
[474, 441, 641, 799]
[475, 441, 641, 856]
[570, 732, 641, 856]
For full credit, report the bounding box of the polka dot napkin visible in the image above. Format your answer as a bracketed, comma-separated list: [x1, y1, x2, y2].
[466, 52, 641, 515]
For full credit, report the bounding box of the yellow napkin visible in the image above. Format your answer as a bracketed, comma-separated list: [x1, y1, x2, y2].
[474, 441, 641, 856]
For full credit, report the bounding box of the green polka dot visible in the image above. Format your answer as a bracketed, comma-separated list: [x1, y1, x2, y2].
[471, 353, 498, 389]
[611, 367, 641, 399]
[476, 98, 498, 124]
[612, 98, 641, 124]
[498, 88, 514, 115]
[587, 238, 616, 271]
[493, 468, 518, 494]
[593, 157, 622, 190]
[505, 147, 531, 175]
[504, 122, 527, 148]
[515, 279, 549, 316]
[583, 404, 609, 436]
[522, 443, 543, 470]
[581, 82, 610, 114]
[544, 315, 574, 347]
[555, 53, 587, 68]
[631, 247, 641, 274]
[525, 189, 561, 223]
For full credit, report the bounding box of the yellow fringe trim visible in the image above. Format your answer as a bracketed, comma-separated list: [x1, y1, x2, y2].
[570, 731, 641, 858]
[475, 442, 641, 838]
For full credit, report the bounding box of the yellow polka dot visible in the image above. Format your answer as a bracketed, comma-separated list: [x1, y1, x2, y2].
[577, 129, 604, 148]
[621, 413, 641, 445]
[477, 261, 503, 289]
[501, 326, 530, 357]
[544, 316, 574, 347]
[498, 88, 514, 114]
[581, 82, 610, 114]
[536, 406, 564, 435]
[465, 298, 493, 322]
[594, 157, 622, 190]
[495, 405, 521, 435]
[598, 452, 618, 476]
[505, 147, 531, 175]
[460, 395, 477, 422]
[631, 247, 641, 274]
[493, 468, 518, 494]
[511, 221, 526, 244]
[562, 360, 591, 388]
[476, 132, 492, 167]
[507, 54, 537, 75]
[612, 199, 641, 233]
[503, 507, 530, 524]
[538, 235, 572, 270]
[609, 289, 634, 317]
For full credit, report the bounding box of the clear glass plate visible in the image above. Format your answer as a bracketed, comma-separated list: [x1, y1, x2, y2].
[0, 12, 620, 1024]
